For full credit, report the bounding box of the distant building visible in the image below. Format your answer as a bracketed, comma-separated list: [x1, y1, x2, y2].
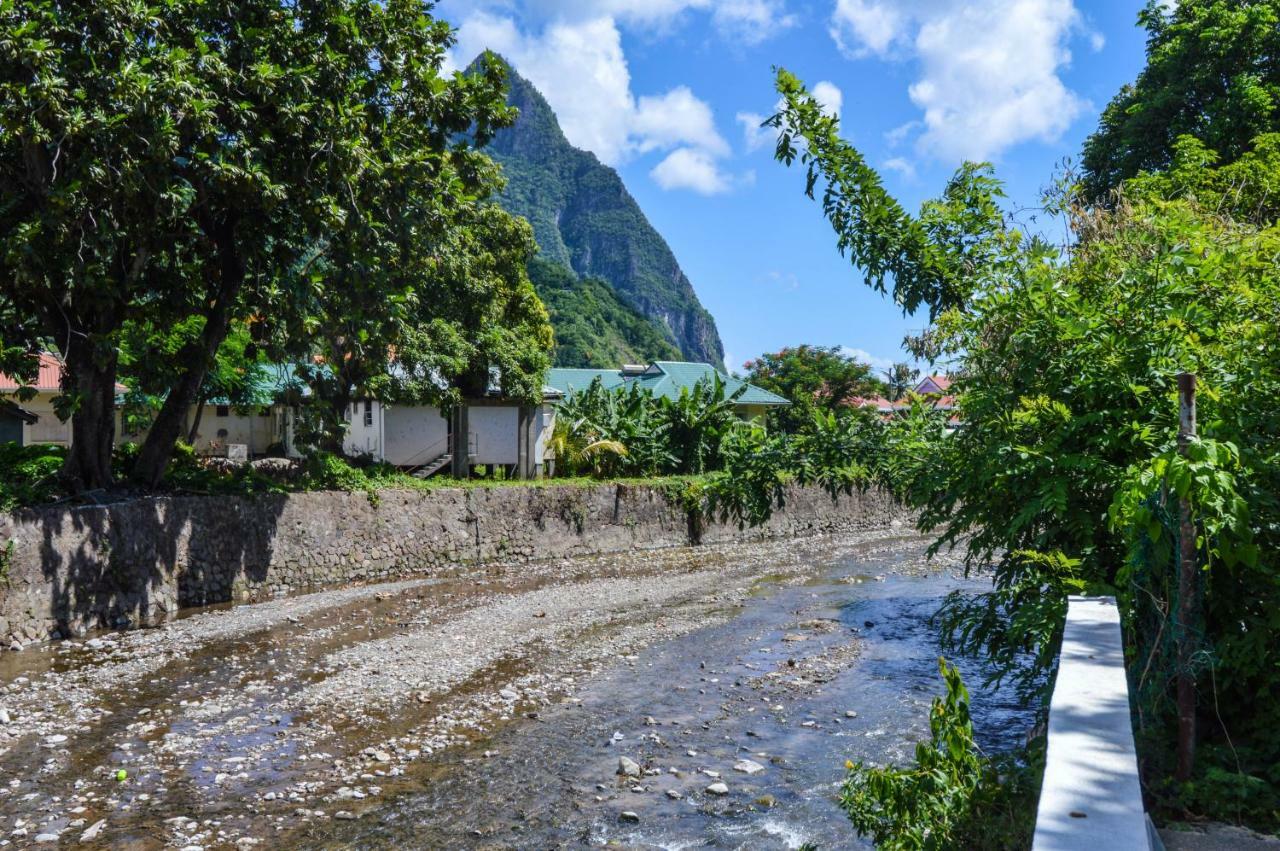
[852, 374, 959, 426]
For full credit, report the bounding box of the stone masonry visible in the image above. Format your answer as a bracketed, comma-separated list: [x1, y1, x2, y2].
[0, 483, 903, 649]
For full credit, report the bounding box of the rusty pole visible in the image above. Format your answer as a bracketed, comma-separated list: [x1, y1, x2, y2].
[1175, 372, 1197, 783]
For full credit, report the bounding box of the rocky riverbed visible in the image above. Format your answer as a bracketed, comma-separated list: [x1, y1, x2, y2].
[0, 525, 1032, 849]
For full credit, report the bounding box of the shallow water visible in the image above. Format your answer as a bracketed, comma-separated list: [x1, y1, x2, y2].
[299, 542, 1036, 849]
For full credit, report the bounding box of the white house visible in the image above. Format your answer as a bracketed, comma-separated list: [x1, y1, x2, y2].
[343, 394, 560, 478]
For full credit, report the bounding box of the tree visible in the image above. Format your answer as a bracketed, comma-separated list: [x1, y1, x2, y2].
[882, 362, 920, 402]
[0, 1, 513, 489]
[744, 345, 883, 433]
[1081, 0, 1280, 200]
[771, 68, 1280, 826]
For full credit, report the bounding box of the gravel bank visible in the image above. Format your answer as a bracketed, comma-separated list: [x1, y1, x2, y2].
[0, 526, 926, 849]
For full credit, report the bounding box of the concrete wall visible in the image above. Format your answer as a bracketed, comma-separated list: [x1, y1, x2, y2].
[20, 391, 71, 447]
[189, 404, 279, 456]
[0, 483, 904, 649]
[470, 406, 518, 465]
[1032, 597, 1153, 851]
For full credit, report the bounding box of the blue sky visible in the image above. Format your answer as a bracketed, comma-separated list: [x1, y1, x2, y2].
[436, 0, 1155, 374]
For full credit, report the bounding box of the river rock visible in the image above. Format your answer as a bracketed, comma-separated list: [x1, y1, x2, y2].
[617, 756, 641, 778]
[619, 811, 640, 823]
[34, 834, 60, 843]
[733, 759, 765, 776]
[666, 789, 683, 800]
[80, 820, 106, 842]
[705, 782, 729, 796]
[333, 811, 357, 820]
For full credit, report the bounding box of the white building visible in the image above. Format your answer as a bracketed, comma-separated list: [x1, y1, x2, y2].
[343, 396, 559, 478]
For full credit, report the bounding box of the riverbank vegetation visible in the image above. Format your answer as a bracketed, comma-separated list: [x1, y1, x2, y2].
[770, 0, 1280, 841]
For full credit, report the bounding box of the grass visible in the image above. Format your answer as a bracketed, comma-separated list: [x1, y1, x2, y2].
[0, 441, 711, 511]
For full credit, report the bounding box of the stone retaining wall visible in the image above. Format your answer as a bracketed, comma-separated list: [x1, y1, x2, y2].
[0, 483, 904, 649]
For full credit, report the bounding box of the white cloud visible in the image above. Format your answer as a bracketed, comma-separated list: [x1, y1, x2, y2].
[840, 347, 899, 372]
[830, 0, 908, 57]
[829, 0, 1091, 162]
[812, 80, 844, 121]
[469, 0, 796, 44]
[737, 111, 773, 152]
[883, 157, 916, 179]
[634, 87, 730, 157]
[651, 147, 734, 195]
[712, 0, 799, 45]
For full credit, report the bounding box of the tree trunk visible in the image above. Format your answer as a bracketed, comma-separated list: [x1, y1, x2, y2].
[132, 227, 242, 488]
[58, 343, 119, 492]
[1175, 372, 1198, 783]
[187, 393, 207, 445]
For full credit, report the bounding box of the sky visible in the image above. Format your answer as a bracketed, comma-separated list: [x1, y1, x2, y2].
[435, 0, 1156, 375]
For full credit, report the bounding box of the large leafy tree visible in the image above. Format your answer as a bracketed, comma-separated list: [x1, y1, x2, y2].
[1081, 0, 1280, 200]
[743, 345, 883, 433]
[0, 0, 512, 488]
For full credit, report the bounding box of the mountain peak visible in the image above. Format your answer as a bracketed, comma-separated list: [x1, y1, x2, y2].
[474, 58, 726, 368]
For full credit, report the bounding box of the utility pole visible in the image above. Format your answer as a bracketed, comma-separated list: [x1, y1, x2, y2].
[1175, 371, 1197, 783]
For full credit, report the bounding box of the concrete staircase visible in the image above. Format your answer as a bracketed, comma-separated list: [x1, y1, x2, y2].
[410, 454, 452, 479]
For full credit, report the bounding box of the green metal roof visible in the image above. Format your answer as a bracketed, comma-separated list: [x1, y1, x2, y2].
[546, 362, 790, 407]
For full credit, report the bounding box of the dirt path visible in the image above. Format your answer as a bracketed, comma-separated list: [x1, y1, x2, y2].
[0, 526, 928, 849]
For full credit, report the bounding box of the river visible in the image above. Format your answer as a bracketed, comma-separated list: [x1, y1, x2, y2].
[0, 530, 1034, 849]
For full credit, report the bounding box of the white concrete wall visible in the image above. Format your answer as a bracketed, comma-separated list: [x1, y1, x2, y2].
[382, 405, 448, 467]
[470, 405, 518, 466]
[534, 405, 555, 467]
[1032, 596, 1152, 851]
[189, 405, 278, 456]
[21, 392, 71, 447]
[343, 400, 383, 459]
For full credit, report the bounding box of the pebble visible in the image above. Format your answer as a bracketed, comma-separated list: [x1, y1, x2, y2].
[705, 782, 729, 796]
[617, 757, 641, 778]
[845, 710, 858, 718]
[34, 835, 59, 844]
[619, 811, 640, 823]
[333, 811, 357, 820]
[666, 789, 683, 800]
[80, 820, 106, 842]
[733, 759, 765, 776]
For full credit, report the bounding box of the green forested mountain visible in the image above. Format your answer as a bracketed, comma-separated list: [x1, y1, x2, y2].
[478, 56, 726, 368]
[528, 259, 681, 367]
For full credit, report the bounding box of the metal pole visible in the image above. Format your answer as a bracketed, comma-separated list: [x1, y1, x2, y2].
[1175, 371, 1197, 783]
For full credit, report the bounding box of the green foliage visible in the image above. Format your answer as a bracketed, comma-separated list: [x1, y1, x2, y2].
[480, 56, 724, 366]
[743, 345, 884, 433]
[705, 424, 795, 529]
[840, 659, 1039, 850]
[1081, 0, 1280, 199]
[774, 66, 1280, 830]
[0, 443, 66, 511]
[768, 71, 1022, 320]
[0, 0, 518, 489]
[528, 259, 681, 367]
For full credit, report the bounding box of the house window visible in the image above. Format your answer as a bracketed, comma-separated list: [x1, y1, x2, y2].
[216, 405, 230, 417]
[363, 401, 374, 428]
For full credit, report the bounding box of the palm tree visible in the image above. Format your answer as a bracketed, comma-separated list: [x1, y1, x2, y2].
[882, 362, 919, 401]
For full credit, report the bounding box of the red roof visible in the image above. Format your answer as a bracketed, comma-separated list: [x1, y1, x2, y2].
[0, 352, 128, 393]
[915, 374, 952, 394]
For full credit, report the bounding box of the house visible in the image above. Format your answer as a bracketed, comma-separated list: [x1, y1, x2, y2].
[544, 361, 791, 423]
[0, 353, 127, 447]
[343, 388, 561, 479]
[184, 365, 303, 457]
[852, 374, 959, 426]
